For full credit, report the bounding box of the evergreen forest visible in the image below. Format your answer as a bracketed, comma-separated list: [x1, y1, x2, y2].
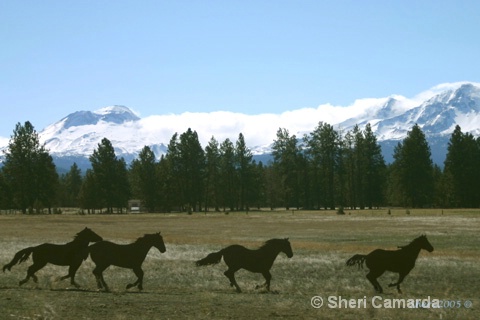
[1, 121, 479, 214]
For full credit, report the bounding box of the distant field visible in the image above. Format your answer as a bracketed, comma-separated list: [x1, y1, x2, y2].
[0, 209, 478, 319]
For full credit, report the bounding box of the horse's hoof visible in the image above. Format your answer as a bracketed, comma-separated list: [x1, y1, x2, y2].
[126, 284, 134, 290]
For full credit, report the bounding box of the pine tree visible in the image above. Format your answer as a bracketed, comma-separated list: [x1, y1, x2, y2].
[89, 138, 130, 213]
[219, 138, 236, 211]
[306, 122, 339, 209]
[342, 128, 357, 209]
[79, 169, 99, 214]
[130, 146, 158, 212]
[62, 163, 83, 207]
[164, 133, 182, 210]
[204, 136, 221, 211]
[235, 133, 253, 211]
[178, 128, 205, 213]
[3, 121, 58, 213]
[391, 124, 434, 207]
[0, 170, 12, 210]
[360, 124, 386, 209]
[272, 128, 301, 209]
[444, 125, 480, 207]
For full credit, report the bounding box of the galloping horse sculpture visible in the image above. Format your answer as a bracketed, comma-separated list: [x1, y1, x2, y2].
[196, 238, 293, 293]
[346, 235, 434, 293]
[89, 232, 166, 292]
[2, 227, 103, 287]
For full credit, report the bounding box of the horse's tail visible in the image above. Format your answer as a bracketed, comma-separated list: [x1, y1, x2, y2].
[2, 247, 35, 272]
[346, 254, 367, 269]
[195, 250, 224, 266]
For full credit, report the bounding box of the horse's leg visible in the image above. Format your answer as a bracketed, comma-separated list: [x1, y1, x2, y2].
[92, 267, 103, 290]
[93, 265, 110, 292]
[224, 268, 241, 293]
[58, 263, 82, 288]
[19, 261, 46, 286]
[98, 272, 110, 292]
[67, 263, 82, 288]
[127, 267, 144, 291]
[366, 271, 384, 293]
[388, 272, 407, 294]
[256, 271, 272, 292]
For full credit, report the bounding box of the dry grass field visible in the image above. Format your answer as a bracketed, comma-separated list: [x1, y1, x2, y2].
[0, 209, 478, 319]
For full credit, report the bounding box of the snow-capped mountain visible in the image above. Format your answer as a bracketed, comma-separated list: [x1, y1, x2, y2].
[337, 83, 480, 163]
[1, 82, 480, 171]
[336, 83, 480, 137]
[40, 105, 167, 161]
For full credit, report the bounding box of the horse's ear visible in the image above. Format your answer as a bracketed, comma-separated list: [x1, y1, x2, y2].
[285, 237, 289, 241]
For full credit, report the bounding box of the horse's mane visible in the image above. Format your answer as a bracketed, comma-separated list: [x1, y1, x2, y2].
[260, 238, 288, 250]
[73, 229, 88, 240]
[134, 233, 161, 244]
[134, 234, 152, 244]
[74, 227, 96, 239]
[398, 234, 426, 249]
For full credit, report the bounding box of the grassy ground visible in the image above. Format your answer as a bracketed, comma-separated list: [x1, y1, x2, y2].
[0, 209, 478, 319]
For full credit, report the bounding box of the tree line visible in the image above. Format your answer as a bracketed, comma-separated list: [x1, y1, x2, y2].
[1, 121, 479, 214]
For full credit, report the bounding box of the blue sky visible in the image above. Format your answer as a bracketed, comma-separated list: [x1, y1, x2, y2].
[2, 0, 480, 142]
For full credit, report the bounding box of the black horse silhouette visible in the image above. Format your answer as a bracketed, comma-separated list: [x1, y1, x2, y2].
[2, 227, 103, 287]
[196, 238, 293, 293]
[346, 235, 434, 293]
[89, 232, 166, 292]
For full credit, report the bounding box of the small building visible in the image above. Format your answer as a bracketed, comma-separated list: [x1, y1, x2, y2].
[127, 199, 144, 213]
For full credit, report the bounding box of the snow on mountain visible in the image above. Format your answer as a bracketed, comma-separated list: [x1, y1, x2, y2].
[359, 83, 480, 140]
[336, 83, 480, 141]
[339, 82, 480, 164]
[2, 82, 480, 171]
[40, 105, 165, 159]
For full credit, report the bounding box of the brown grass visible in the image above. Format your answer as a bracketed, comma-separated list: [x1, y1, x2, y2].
[0, 209, 479, 319]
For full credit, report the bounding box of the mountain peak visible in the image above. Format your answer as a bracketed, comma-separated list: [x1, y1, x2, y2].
[449, 84, 480, 112]
[94, 105, 139, 117]
[57, 105, 140, 130]
[2, 82, 480, 170]
[93, 105, 140, 123]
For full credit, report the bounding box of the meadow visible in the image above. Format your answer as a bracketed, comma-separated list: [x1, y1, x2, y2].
[0, 209, 478, 319]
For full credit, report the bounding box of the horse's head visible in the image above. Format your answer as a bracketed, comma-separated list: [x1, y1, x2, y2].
[151, 232, 166, 253]
[417, 234, 434, 252]
[281, 238, 294, 258]
[78, 227, 103, 243]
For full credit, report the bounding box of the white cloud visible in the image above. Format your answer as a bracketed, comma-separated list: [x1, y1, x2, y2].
[0, 136, 9, 148]
[4, 81, 478, 156]
[133, 81, 471, 149]
[412, 81, 480, 104]
[136, 100, 389, 149]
